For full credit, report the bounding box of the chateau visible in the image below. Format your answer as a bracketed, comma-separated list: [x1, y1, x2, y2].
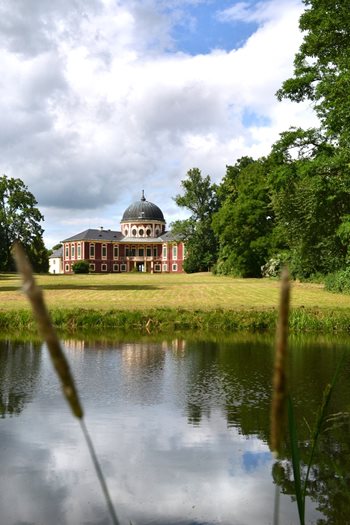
[53, 192, 185, 274]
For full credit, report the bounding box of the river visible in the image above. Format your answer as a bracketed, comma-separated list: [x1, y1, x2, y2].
[0, 334, 349, 524]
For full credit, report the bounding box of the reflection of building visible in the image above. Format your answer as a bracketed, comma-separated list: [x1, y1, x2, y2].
[61, 191, 185, 274]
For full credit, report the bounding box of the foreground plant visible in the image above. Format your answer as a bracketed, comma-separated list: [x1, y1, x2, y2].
[12, 242, 120, 525]
[271, 266, 345, 525]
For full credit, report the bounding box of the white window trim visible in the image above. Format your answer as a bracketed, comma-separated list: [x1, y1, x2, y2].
[90, 243, 95, 259]
[101, 263, 107, 271]
[102, 244, 107, 260]
[89, 263, 95, 272]
[172, 263, 177, 272]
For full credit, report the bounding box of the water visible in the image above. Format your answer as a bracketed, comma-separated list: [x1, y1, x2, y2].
[0, 335, 349, 524]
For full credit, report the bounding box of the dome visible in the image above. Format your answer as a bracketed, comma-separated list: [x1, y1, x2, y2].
[121, 191, 165, 222]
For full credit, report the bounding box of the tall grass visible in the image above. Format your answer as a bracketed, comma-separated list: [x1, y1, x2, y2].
[2, 306, 350, 334]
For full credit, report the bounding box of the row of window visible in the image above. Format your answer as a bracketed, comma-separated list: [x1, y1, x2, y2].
[65, 243, 183, 260]
[122, 224, 164, 238]
[64, 263, 179, 272]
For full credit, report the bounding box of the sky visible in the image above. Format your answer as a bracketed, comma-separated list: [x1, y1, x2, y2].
[0, 0, 317, 247]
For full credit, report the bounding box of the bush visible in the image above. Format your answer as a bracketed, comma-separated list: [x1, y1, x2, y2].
[72, 260, 90, 274]
[324, 267, 350, 294]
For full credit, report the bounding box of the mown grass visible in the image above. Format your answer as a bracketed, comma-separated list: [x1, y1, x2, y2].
[1, 272, 350, 333]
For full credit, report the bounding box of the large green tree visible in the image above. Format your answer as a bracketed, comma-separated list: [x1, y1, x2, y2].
[277, 0, 350, 146]
[268, 129, 350, 277]
[172, 168, 220, 273]
[213, 157, 275, 277]
[0, 175, 48, 272]
[272, 0, 350, 276]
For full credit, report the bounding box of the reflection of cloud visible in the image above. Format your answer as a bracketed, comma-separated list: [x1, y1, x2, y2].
[0, 337, 322, 524]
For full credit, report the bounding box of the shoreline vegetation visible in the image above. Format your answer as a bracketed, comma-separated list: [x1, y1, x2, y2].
[1, 272, 350, 335]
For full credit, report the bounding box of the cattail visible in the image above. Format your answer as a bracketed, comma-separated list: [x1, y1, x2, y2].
[270, 266, 290, 457]
[12, 241, 83, 419]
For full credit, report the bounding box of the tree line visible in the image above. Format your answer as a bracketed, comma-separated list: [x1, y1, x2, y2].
[173, 0, 350, 281]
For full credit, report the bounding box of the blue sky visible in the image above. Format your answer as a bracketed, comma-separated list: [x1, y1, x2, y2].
[170, 1, 260, 54]
[0, 0, 317, 247]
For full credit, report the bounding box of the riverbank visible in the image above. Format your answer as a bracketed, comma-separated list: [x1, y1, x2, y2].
[1, 272, 350, 334]
[1, 306, 350, 334]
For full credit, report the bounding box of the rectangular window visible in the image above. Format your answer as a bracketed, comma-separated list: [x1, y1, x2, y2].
[90, 243, 95, 258]
[131, 246, 136, 256]
[162, 263, 167, 272]
[113, 263, 119, 272]
[71, 244, 75, 259]
[113, 245, 119, 259]
[65, 264, 70, 272]
[162, 245, 167, 259]
[125, 247, 130, 256]
[154, 264, 161, 272]
[65, 245, 69, 259]
[172, 263, 178, 272]
[153, 247, 158, 257]
[102, 244, 107, 259]
[146, 247, 152, 257]
[172, 245, 177, 260]
[183, 244, 186, 259]
[138, 248, 144, 257]
[120, 264, 126, 272]
[77, 243, 81, 259]
[101, 263, 107, 271]
[89, 263, 95, 272]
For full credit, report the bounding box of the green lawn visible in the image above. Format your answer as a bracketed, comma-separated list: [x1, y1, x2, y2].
[0, 272, 349, 312]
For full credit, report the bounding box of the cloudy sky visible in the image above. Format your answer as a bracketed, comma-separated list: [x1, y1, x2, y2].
[1, 0, 317, 247]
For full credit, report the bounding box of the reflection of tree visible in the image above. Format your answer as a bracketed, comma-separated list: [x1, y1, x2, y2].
[0, 340, 41, 418]
[183, 336, 350, 523]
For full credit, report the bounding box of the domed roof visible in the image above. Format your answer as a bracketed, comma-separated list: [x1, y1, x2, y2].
[121, 191, 165, 222]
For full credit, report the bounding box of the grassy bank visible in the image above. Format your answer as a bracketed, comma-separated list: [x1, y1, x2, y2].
[1, 306, 350, 334]
[1, 272, 350, 334]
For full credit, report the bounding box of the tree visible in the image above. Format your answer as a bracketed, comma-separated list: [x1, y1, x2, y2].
[0, 175, 48, 272]
[172, 168, 220, 272]
[276, 0, 350, 146]
[213, 157, 275, 277]
[268, 129, 350, 277]
[273, 0, 350, 277]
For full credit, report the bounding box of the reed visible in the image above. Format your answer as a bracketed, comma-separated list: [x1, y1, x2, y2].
[270, 265, 346, 524]
[12, 243, 120, 525]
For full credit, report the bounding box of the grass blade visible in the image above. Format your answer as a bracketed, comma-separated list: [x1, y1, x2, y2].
[287, 395, 305, 525]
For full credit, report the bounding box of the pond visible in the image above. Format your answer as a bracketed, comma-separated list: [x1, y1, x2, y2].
[0, 334, 349, 524]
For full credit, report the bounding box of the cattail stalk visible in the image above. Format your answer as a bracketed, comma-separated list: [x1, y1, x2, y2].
[12, 241, 83, 418]
[270, 266, 290, 457]
[12, 241, 120, 525]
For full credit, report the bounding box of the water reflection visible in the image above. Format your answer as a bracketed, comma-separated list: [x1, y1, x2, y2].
[0, 335, 348, 524]
[0, 339, 41, 417]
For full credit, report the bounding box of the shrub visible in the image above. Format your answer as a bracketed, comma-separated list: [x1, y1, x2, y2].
[72, 260, 90, 274]
[324, 267, 350, 294]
